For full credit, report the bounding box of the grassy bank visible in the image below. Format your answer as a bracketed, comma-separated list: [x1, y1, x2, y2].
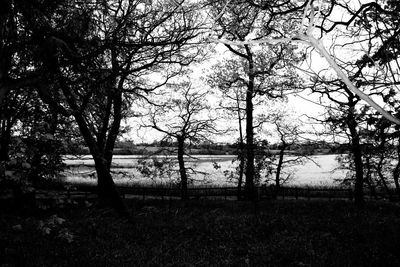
[1, 199, 400, 266]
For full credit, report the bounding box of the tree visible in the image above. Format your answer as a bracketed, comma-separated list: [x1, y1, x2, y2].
[3, 0, 204, 215]
[208, 0, 302, 200]
[310, 77, 366, 204]
[269, 105, 311, 189]
[207, 59, 247, 199]
[15, 96, 69, 188]
[359, 117, 395, 199]
[0, 87, 74, 207]
[298, 0, 400, 205]
[141, 81, 218, 199]
[308, 46, 398, 205]
[207, 0, 400, 127]
[0, 0, 64, 177]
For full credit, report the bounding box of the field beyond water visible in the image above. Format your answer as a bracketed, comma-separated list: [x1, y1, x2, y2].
[2, 199, 400, 266]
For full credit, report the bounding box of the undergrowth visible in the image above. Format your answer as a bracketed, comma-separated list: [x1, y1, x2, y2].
[1, 199, 400, 266]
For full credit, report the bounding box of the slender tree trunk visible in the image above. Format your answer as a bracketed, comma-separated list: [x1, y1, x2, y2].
[0, 86, 10, 111]
[275, 142, 286, 189]
[28, 104, 43, 187]
[393, 166, 400, 200]
[374, 137, 392, 200]
[244, 92, 255, 200]
[29, 153, 42, 187]
[377, 167, 392, 200]
[392, 139, 400, 200]
[0, 119, 11, 161]
[373, 129, 393, 200]
[0, 119, 10, 184]
[364, 157, 377, 200]
[177, 136, 188, 200]
[237, 99, 244, 200]
[244, 45, 255, 201]
[237, 147, 245, 200]
[347, 110, 364, 206]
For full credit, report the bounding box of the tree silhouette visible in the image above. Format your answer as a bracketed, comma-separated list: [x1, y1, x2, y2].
[208, 0, 302, 199]
[141, 82, 218, 199]
[2, 0, 204, 215]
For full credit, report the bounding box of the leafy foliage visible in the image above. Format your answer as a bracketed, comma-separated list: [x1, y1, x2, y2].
[136, 156, 178, 185]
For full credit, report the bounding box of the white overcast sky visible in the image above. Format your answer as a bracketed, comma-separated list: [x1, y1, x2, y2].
[125, 41, 327, 144]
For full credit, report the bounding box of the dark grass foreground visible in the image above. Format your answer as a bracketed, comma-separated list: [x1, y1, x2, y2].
[1, 199, 400, 266]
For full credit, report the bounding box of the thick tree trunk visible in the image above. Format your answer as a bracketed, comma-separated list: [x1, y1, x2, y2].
[89, 143, 129, 217]
[177, 136, 188, 200]
[93, 155, 129, 216]
[59, 76, 129, 216]
[347, 112, 364, 206]
[72, 113, 128, 215]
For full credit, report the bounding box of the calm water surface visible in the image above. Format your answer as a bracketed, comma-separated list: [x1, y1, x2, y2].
[63, 154, 347, 187]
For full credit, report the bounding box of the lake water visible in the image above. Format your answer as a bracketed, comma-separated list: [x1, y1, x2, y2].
[63, 154, 348, 187]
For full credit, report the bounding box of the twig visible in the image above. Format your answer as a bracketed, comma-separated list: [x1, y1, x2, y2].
[207, 0, 400, 125]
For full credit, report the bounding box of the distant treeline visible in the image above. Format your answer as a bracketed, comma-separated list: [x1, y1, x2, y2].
[67, 140, 350, 156]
